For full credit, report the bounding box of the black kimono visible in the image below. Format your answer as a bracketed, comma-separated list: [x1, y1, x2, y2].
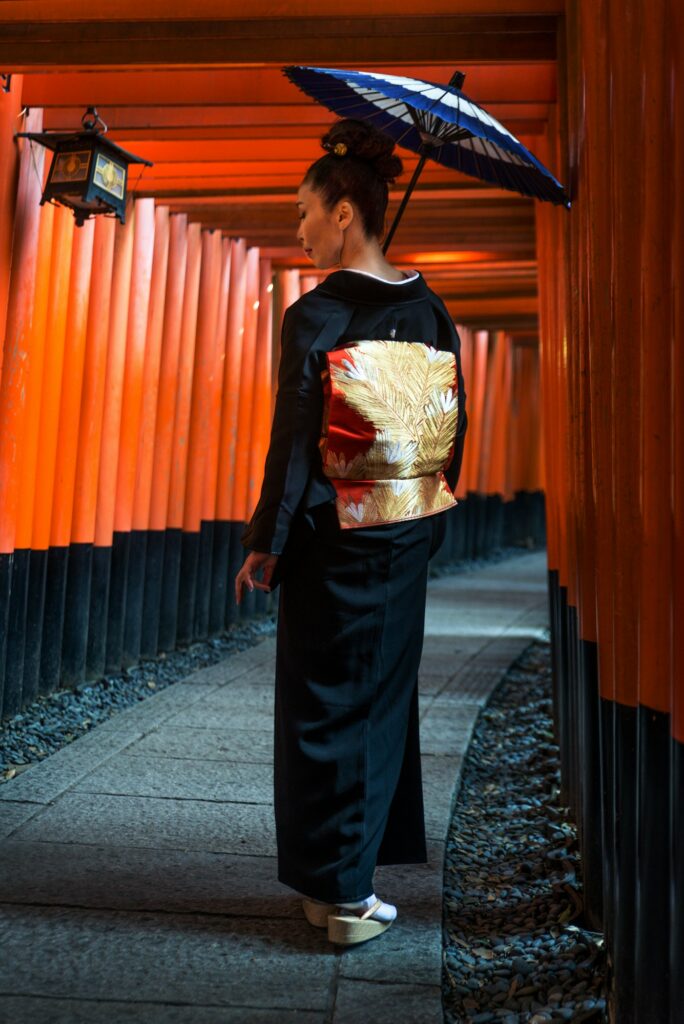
[241, 268, 467, 903]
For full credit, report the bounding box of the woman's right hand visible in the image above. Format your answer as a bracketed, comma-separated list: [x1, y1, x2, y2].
[235, 551, 279, 605]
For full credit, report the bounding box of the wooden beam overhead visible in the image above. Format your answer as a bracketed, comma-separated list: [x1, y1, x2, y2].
[0, 16, 557, 68]
[96, 133, 547, 165]
[42, 102, 552, 129]
[19, 65, 557, 108]
[40, 102, 552, 140]
[144, 186, 524, 205]
[55, 118, 547, 142]
[104, 165, 543, 196]
[0, 0, 565, 18]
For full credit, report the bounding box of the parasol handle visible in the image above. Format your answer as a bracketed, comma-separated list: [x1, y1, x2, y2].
[382, 147, 430, 255]
[382, 68, 465, 255]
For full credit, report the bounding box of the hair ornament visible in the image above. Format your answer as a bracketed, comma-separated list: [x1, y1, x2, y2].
[333, 141, 348, 156]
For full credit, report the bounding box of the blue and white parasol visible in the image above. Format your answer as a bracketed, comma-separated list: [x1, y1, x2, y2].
[283, 65, 571, 252]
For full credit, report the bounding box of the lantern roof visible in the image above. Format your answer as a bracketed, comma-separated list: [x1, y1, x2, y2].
[16, 129, 153, 166]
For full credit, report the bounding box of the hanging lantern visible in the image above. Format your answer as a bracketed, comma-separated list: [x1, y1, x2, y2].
[15, 106, 153, 227]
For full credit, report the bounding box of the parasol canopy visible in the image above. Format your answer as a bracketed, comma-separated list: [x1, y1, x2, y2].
[283, 65, 571, 252]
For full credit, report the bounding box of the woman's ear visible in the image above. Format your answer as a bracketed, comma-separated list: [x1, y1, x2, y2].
[337, 200, 354, 229]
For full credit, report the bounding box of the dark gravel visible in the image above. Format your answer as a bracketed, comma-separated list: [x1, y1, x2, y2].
[0, 614, 276, 784]
[442, 637, 608, 1024]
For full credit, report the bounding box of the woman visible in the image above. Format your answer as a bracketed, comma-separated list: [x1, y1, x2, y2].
[235, 118, 468, 946]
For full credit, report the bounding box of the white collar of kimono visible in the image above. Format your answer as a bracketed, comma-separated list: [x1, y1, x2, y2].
[341, 267, 420, 284]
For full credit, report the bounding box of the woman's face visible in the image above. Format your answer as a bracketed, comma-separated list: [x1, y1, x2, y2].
[296, 181, 348, 269]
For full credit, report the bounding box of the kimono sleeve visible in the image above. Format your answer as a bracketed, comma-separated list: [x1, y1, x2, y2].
[240, 301, 329, 555]
[434, 299, 468, 494]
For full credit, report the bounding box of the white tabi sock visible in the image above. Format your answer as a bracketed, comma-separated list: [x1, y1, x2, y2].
[338, 892, 397, 923]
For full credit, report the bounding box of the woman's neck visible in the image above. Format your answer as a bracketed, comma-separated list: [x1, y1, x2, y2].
[338, 238, 405, 282]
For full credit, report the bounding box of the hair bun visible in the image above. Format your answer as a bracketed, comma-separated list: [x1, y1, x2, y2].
[321, 118, 403, 184]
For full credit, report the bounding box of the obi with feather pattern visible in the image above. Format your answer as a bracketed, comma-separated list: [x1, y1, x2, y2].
[319, 339, 459, 529]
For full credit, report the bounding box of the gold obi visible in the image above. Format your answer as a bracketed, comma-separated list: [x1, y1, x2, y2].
[319, 339, 459, 529]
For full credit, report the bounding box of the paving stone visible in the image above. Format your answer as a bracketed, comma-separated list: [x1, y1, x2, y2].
[93, 681, 221, 732]
[74, 752, 273, 804]
[430, 557, 546, 589]
[0, 800, 44, 839]
[0, 682, 233, 807]
[337, 901, 442, 986]
[179, 681, 276, 709]
[423, 619, 513, 642]
[0, 840, 301, 919]
[129, 726, 274, 765]
[418, 634, 478, 654]
[417, 670, 456, 696]
[178, 663, 276, 696]
[9, 791, 277, 856]
[437, 664, 518, 703]
[373, 840, 445, 912]
[164, 702, 275, 732]
[0, 727, 147, 807]
[420, 755, 463, 841]
[182, 639, 276, 688]
[333, 979, 442, 1023]
[419, 705, 482, 756]
[0, 999, 322, 1024]
[0, 904, 333, 1010]
[0, 549, 550, 1022]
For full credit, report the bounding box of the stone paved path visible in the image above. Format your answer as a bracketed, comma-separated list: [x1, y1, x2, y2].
[0, 550, 548, 1024]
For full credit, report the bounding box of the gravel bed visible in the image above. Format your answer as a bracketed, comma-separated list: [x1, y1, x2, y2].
[0, 614, 276, 784]
[442, 637, 608, 1024]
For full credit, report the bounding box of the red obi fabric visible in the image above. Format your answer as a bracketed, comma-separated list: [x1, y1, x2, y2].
[319, 339, 460, 529]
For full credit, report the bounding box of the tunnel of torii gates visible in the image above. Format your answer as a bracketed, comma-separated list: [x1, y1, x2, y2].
[0, 1, 681, 1020]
